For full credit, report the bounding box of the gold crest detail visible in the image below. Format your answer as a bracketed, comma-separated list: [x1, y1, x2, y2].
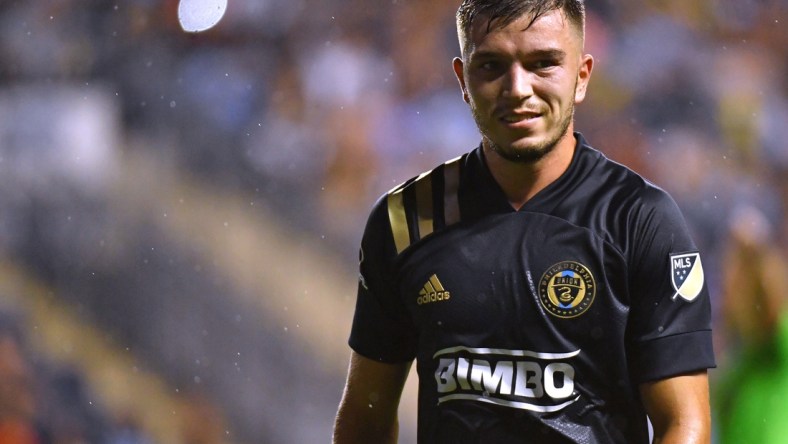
[538, 261, 596, 318]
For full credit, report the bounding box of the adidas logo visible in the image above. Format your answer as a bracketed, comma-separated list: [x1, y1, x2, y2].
[417, 274, 451, 305]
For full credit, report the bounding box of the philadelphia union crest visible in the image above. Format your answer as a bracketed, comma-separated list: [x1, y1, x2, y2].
[539, 261, 596, 318]
[670, 252, 704, 302]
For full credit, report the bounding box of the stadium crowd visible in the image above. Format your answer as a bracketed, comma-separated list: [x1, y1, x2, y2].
[0, 0, 785, 442]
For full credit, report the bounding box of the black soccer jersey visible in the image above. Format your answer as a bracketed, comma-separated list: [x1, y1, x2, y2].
[349, 133, 715, 443]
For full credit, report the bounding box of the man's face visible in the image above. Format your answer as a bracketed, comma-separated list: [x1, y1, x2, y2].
[454, 9, 593, 162]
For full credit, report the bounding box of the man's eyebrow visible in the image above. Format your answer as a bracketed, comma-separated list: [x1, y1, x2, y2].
[469, 49, 504, 61]
[528, 48, 566, 59]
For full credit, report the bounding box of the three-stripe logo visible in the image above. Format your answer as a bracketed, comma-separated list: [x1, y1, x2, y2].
[417, 274, 451, 305]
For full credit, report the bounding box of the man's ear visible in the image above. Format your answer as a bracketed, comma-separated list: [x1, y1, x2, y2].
[453, 57, 470, 104]
[574, 54, 594, 104]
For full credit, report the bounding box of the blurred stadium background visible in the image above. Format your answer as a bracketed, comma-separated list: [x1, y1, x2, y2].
[0, 0, 785, 443]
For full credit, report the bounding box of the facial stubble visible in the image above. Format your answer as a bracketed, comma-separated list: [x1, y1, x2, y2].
[470, 81, 577, 164]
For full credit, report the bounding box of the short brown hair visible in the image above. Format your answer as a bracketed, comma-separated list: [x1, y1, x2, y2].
[456, 0, 585, 56]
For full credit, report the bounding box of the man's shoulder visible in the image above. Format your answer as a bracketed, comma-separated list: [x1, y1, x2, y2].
[567, 138, 688, 251]
[364, 151, 471, 256]
[577, 139, 676, 211]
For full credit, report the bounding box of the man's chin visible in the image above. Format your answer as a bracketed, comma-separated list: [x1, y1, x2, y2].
[488, 137, 557, 164]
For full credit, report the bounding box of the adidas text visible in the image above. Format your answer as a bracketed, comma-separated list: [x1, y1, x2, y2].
[417, 290, 451, 305]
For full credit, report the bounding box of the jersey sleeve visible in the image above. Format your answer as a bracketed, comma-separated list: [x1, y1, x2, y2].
[626, 186, 716, 383]
[348, 195, 417, 363]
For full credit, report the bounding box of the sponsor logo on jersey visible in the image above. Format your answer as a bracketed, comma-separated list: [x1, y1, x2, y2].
[417, 274, 451, 305]
[433, 346, 581, 412]
[539, 261, 595, 318]
[670, 252, 704, 302]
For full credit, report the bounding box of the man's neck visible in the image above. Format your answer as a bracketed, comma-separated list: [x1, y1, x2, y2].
[483, 131, 577, 210]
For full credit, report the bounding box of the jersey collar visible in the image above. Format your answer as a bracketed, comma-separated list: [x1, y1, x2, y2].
[461, 132, 601, 219]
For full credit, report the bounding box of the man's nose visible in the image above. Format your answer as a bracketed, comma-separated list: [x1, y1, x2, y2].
[502, 65, 533, 99]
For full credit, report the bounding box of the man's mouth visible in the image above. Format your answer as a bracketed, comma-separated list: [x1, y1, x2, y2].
[500, 111, 541, 124]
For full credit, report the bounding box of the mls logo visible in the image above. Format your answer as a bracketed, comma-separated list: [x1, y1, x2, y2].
[670, 252, 704, 302]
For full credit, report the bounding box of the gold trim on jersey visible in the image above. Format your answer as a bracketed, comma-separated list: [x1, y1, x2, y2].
[444, 156, 461, 226]
[387, 189, 410, 254]
[387, 154, 465, 254]
[415, 171, 434, 240]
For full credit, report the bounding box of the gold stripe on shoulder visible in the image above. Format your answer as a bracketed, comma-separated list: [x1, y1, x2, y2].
[414, 171, 434, 240]
[387, 189, 410, 254]
[386, 179, 409, 195]
[387, 155, 460, 255]
[443, 156, 461, 226]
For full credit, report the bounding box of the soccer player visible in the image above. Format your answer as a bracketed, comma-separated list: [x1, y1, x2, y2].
[334, 1, 715, 443]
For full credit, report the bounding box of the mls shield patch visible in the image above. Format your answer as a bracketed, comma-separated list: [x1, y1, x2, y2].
[670, 252, 704, 302]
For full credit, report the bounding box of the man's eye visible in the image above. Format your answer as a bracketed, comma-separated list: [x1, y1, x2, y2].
[533, 60, 557, 70]
[481, 61, 498, 71]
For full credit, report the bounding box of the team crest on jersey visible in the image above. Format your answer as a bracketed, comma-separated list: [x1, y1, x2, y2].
[539, 261, 596, 318]
[670, 252, 704, 302]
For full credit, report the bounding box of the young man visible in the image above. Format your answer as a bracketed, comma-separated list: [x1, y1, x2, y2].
[334, 1, 715, 443]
